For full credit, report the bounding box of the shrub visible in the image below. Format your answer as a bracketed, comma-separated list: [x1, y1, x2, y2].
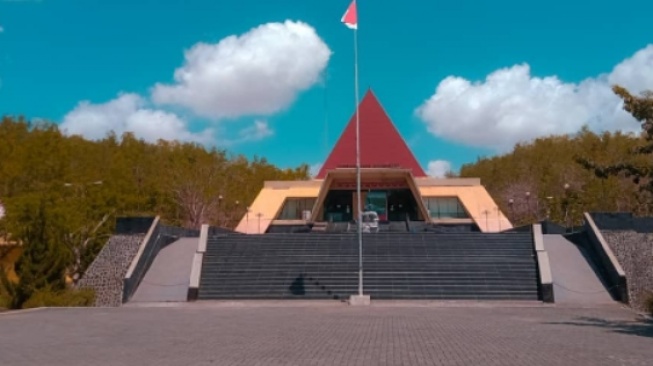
[0, 293, 10, 310]
[0, 245, 21, 283]
[22, 288, 95, 309]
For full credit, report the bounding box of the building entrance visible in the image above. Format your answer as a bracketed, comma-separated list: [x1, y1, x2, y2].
[322, 189, 419, 222]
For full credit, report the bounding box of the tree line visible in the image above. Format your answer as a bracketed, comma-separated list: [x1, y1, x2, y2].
[459, 86, 653, 227]
[0, 117, 308, 308]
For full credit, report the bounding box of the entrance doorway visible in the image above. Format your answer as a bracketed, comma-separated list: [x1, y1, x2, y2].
[322, 189, 419, 222]
[365, 191, 388, 221]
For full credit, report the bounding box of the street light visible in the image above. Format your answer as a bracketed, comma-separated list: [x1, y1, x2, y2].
[525, 192, 531, 223]
[546, 196, 554, 220]
[234, 200, 240, 228]
[64, 181, 103, 187]
[508, 198, 514, 223]
[563, 183, 571, 229]
[246, 206, 250, 234]
[256, 212, 263, 234]
[218, 195, 224, 227]
[63, 181, 104, 198]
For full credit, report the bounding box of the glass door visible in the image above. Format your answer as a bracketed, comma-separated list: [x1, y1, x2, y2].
[365, 191, 388, 221]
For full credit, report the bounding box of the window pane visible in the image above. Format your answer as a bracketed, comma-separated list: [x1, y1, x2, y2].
[278, 198, 316, 220]
[422, 197, 469, 219]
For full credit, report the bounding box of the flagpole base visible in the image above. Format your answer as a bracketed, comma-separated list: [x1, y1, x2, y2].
[348, 295, 371, 306]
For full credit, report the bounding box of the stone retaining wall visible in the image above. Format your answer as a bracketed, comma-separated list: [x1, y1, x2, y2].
[601, 230, 653, 312]
[78, 234, 144, 307]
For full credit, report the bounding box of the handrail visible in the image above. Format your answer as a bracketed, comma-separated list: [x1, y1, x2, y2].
[583, 213, 629, 303]
[125, 216, 160, 279]
[122, 217, 162, 303]
[188, 224, 208, 301]
[533, 224, 554, 303]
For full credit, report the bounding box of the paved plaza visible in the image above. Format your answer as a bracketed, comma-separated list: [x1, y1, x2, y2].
[0, 302, 651, 366]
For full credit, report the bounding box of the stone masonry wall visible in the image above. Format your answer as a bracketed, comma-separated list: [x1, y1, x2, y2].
[78, 234, 144, 307]
[601, 231, 653, 312]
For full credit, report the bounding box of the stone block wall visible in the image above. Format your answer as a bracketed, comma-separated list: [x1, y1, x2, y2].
[78, 234, 144, 307]
[601, 230, 653, 312]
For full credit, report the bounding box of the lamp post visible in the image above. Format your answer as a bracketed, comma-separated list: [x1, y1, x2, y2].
[246, 206, 250, 234]
[563, 183, 570, 229]
[546, 196, 554, 220]
[234, 200, 240, 229]
[508, 198, 514, 223]
[256, 212, 263, 234]
[525, 191, 531, 223]
[218, 195, 223, 227]
[64, 180, 103, 193]
[495, 206, 501, 231]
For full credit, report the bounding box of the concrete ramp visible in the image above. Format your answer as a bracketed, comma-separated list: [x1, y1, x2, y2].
[543, 234, 614, 305]
[130, 238, 197, 303]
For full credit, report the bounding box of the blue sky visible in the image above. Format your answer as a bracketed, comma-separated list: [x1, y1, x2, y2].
[1, 0, 652, 176]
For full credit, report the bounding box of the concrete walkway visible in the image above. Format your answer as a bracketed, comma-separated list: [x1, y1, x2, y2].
[543, 234, 615, 305]
[1, 305, 650, 365]
[130, 238, 197, 303]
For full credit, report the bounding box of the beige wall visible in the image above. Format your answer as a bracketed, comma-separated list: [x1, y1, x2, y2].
[235, 182, 321, 234]
[235, 178, 512, 234]
[418, 185, 512, 232]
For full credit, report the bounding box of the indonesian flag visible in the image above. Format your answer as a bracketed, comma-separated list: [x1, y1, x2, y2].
[341, 1, 358, 30]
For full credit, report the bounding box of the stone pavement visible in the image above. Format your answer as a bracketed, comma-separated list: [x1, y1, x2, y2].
[0, 302, 651, 366]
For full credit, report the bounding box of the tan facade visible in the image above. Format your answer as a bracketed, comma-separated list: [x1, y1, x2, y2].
[235, 170, 511, 234]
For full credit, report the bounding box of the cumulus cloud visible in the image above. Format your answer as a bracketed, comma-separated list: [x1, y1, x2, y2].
[238, 120, 273, 142]
[60, 93, 214, 144]
[60, 20, 330, 147]
[427, 160, 452, 178]
[152, 20, 331, 120]
[417, 45, 653, 151]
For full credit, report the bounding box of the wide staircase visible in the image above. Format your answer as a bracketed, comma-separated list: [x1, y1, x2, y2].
[198, 232, 540, 301]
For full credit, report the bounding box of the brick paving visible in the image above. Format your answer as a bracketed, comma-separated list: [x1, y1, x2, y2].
[0, 302, 651, 366]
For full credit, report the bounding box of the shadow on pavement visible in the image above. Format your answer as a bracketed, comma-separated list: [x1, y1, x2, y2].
[547, 316, 653, 338]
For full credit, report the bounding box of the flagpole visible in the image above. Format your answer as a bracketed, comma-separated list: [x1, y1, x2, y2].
[354, 26, 363, 297]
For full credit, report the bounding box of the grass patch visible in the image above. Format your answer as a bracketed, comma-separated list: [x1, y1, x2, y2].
[22, 288, 95, 309]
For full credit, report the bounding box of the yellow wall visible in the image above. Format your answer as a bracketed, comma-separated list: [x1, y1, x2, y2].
[235, 182, 321, 234]
[418, 185, 512, 232]
[235, 178, 512, 234]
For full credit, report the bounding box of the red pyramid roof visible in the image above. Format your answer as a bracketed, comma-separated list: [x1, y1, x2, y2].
[317, 89, 426, 179]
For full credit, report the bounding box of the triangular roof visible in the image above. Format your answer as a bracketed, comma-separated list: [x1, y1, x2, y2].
[317, 89, 426, 179]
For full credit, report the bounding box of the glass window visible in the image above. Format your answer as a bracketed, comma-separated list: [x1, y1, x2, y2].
[422, 197, 469, 219]
[278, 198, 316, 220]
[365, 191, 387, 220]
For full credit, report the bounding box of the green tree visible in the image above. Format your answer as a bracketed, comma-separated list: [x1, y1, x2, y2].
[3, 195, 70, 308]
[577, 86, 653, 213]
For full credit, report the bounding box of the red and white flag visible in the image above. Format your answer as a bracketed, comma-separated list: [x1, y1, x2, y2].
[341, 1, 358, 30]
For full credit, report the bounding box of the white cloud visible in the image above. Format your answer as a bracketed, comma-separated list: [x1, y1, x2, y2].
[417, 45, 653, 151]
[0, 26, 4, 33]
[608, 45, 653, 95]
[151, 20, 331, 120]
[238, 120, 273, 142]
[427, 160, 452, 178]
[60, 93, 214, 144]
